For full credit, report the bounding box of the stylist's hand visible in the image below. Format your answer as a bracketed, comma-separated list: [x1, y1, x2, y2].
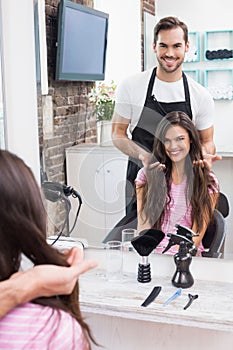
[139, 153, 166, 171]
[193, 154, 222, 170]
[203, 153, 222, 168]
[10, 247, 98, 299]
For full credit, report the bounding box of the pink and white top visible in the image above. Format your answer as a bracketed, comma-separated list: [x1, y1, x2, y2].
[135, 167, 218, 255]
[0, 302, 89, 350]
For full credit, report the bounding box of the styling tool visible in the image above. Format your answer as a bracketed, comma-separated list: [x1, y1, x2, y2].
[141, 286, 162, 307]
[131, 229, 165, 283]
[163, 287, 182, 307]
[183, 293, 199, 310]
[175, 224, 199, 241]
[162, 230, 195, 255]
[162, 224, 199, 256]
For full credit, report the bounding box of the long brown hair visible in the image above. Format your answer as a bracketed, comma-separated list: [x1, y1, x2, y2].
[0, 150, 95, 348]
[142, 111, 219, 233]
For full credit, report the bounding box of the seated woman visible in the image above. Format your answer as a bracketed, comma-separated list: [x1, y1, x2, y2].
[0, 150, 96, 349]
[135, 111, 219, 256]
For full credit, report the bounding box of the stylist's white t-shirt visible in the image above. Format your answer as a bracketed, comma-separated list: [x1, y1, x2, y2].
[115, 68, 214, 133]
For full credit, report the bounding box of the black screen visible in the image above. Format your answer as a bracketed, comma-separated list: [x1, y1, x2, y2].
[56, 0, 109, 81]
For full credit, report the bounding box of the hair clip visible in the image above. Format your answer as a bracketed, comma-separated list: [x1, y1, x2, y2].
[183, 293, 198, 310]
[163, 288, 182, 307]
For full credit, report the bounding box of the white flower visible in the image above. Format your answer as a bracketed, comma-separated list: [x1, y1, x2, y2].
[88, 80, 117, 121]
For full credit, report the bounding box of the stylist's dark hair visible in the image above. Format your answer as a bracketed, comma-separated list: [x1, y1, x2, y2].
[0, 150, 96, 348]
[154, 16, 188, 44]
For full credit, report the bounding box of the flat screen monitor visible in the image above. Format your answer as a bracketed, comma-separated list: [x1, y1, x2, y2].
[55, 0, 109, 81]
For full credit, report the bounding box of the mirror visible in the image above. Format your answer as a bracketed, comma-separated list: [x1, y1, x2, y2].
[0, 1, 231, 259]
[33, 0, 232, 261]
[63, 0, 233, 260]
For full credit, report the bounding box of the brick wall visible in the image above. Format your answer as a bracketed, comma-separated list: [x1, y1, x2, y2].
[40, 0, 96, 186]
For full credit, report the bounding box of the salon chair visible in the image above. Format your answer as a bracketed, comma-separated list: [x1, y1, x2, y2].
[215, 192, 230, 218]
[102, 210, 137, 243]
[201, 192, 230, 258]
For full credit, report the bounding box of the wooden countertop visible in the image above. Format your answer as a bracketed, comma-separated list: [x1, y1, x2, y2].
[79, 269, 233, 332]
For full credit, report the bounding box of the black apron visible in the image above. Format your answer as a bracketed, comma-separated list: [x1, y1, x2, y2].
[125, 67, 193, 215]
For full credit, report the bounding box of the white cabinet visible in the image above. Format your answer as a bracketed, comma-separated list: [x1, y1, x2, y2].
[66, 144, 128, 246]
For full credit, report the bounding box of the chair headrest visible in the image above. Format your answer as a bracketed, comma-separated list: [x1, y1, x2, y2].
[216, 192, 230, 218]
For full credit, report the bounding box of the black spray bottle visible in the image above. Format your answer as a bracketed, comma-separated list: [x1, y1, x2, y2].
[172, 240, 194, 289]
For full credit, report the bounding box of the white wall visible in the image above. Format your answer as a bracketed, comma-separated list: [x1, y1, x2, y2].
[94, 0, 141, 84]
[156, 0, 233, 32]
[156, 0, 233, 256]
[0, 0, 40, 182]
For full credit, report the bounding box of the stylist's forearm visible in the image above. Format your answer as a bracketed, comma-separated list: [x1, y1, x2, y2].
[112, 133, 148, 160]
[202, 140, 216, 155]
[0, 271, 46, 319]
[112, 114, 150, 160]
[0, 278, 31, 319]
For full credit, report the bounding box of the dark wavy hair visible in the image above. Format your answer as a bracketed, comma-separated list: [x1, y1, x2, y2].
[142, 111, 219, 233]
[154, 16, 188, 44]
[0, 150, 95, 348]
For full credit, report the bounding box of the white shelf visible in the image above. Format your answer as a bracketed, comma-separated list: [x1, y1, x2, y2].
[204, 69, 233, 100]
[204, 30, 233, 61]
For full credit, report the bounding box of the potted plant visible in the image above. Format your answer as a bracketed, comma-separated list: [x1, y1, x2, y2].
[89, 80, 116, 145]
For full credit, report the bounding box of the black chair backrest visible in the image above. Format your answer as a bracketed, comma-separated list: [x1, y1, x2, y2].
[202, 209, 226, 258]
[102, 210, 137, 243]
[202, 192, 230, 258]
[216, 192, 230, 218]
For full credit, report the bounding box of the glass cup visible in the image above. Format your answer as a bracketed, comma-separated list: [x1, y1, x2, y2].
[105, 240, 123, 281]
[122, 228, 137, 251]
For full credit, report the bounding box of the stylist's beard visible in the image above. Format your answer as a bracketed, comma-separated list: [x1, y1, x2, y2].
[157, 56, 184, 74]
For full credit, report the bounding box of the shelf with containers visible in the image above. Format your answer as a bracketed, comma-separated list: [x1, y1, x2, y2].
[184, 31, 200, 62]
[204, 30, 233, 61]
[203, 68, 233, 100]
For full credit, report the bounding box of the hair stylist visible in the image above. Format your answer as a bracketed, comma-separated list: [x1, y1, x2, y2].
[112, 16, 221, 216]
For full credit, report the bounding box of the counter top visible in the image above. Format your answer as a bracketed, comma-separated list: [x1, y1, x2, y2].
[79, 269, 233, 332]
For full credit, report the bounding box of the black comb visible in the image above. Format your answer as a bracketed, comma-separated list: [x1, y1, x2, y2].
[141, 286, 162, 307]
